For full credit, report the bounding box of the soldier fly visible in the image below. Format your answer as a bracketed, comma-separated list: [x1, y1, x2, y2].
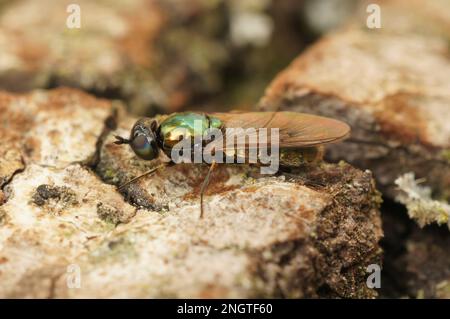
[114, 112, 350, 217]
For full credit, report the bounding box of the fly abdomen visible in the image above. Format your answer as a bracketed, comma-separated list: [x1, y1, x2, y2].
[279, 147, 324, 167]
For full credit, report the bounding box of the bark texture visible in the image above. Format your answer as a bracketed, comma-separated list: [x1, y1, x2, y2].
[0, 0, 308, 115]
[0, 88, 382, 298]
[256, 0, 450, 299]
[259, 0, 450, 228]
[0, 0, 231, 114]
[381, 204, 450, 298]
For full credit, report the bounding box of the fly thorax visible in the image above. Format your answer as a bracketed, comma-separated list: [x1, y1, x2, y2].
[158, 112, 223, 162]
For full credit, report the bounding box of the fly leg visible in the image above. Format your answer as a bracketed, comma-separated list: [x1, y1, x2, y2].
[199, 160, 217, 219]
[118, 162, 173, 191]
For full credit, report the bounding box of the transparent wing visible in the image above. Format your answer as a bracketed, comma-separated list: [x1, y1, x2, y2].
[208, 112, 350, 151]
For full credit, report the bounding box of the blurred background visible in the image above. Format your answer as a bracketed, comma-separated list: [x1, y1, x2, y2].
[0, 0, 359, 115]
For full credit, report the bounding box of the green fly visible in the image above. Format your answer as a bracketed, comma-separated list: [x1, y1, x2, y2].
[114, 111, 350, 217]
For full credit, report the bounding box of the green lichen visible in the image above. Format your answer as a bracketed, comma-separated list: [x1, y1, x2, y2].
[441, 149, 450, 164]
[372, 188, 384, 208]
[102, 168, 117, 181]
[89, 237, 137, 264]
[279, 147, 323, 167]
[416, 289, 425, 299]
[97, 202, 125, 225]
[436, 280, 450, 299]
[94, 219, 117, 233]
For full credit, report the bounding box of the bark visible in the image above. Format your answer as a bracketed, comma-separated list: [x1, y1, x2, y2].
[259, 0, 450, 228]
[0, 0, 230, 114]
[402, 228, 450, 298]
[256, 0, 450, 299]
[0, 0, 307, 115]
[0, 88, 382, 298]
[381, 204, 450, 298]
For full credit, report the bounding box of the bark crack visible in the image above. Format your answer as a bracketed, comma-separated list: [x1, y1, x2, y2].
[0, 155, 26, 205]
[85, 107, 118, 169]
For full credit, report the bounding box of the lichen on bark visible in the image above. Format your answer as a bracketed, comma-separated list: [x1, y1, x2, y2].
[0, 88, 382, 298]
[259, 0, 450, 222]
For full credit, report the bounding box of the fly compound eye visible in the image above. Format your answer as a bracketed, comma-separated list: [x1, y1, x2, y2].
[131, 133, 157, 160]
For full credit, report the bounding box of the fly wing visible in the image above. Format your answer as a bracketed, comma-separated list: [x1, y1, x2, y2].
[209, 112, 350, 150]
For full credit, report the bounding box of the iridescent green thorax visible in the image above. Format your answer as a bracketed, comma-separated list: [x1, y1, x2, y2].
[157, 112, 223, 155]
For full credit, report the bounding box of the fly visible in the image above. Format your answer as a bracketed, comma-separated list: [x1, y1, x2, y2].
[114, 111, 350, 217]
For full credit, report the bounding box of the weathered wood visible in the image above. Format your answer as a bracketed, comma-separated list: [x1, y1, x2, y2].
[0, 88, 382, 298]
